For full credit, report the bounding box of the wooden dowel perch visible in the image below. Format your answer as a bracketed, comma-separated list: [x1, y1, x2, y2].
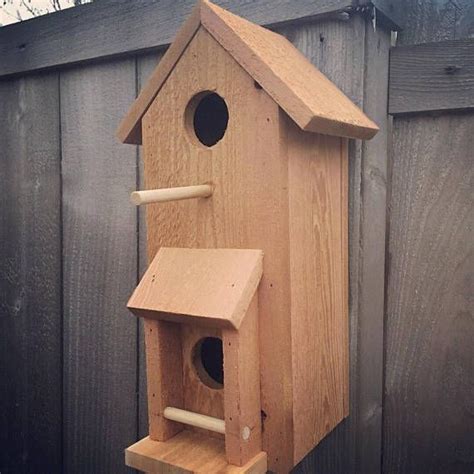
[163, 407, 226, 434]
[131, 184, 213, 205]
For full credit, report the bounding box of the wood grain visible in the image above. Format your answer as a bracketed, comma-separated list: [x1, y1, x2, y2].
[223, 295, 262, 466]
[0, 6, 397, 474]
[0, 73, 62, 474]
[384, 114, 474, 474]
[144, 319, 184, 441]
[389, 39, 474, 115]
[117, 1, 201, 144]
[137, 51, 165, 439]
[202, 1, 378, 139]
[138, 20, 367, 469]
[286, 117, 348, 464]
[395, 0, 474, 44]
[280, 16, 390, 474]
[352, 22, 390, 474]
[120, 0, 378, 144]
[60, 59, 138, 473]
[125, 432, 267, 473]
[128, 248, 263, 329]
[181, 325, 224, 434]
[0, 0, 351, 78]
[142, 27, 294, 471]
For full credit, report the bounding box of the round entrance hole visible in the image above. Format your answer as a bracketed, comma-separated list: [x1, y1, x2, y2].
[186, 92, 229, 147]
[192, 337, 224, 389]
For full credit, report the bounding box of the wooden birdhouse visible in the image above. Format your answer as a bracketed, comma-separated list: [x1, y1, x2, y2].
[117, 1, 378, 473]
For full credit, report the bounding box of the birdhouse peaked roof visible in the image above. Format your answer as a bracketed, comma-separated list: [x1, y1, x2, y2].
[127, 247, 263, 330]
[117, 0, 379, 145]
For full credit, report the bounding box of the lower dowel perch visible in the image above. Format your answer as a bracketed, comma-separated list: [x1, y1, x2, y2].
[118, 0, 378, 472]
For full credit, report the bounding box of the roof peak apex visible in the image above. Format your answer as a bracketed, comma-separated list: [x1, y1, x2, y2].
[117, 0, 378, 145]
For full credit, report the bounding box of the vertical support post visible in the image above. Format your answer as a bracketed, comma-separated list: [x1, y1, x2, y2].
[144, 319, 183, 440]
[222, 294, 262, 466]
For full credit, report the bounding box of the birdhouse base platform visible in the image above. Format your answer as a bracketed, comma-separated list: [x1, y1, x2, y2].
[125, 431, 267, 473]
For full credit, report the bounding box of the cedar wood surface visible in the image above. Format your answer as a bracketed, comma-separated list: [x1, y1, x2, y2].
[141, 28, 294, 470]
[7, 0, 474, 473]
[125, 433, 267, 473]
[181, 324, 225, 435]
[140, 23, 351, 470]
[281, 17, 390, 474]
[223, 295, 262, 466]
[128, 248, 263, 329]
[117, 0, 378, 143]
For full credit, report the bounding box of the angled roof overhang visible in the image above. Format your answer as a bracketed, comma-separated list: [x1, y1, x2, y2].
[117, 0, 378, 145]
[127, 247, 263, 330]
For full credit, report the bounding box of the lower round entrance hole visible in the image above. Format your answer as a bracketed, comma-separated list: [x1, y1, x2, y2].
[187, 92, 229, 147]
[192, 337, 224, 389]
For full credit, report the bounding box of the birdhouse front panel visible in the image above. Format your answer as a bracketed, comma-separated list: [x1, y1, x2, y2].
[181, 325, 224, 434]
[141, 27, 295, 470]
[118, 1, 378, 472]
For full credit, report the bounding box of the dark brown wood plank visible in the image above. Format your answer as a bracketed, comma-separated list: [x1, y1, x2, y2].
[0, 73, 62, 473]
[0, 0, 351, 78]
[384, 113, 474, 474]
[389, 39, 474, 115]
[278, 14, 389, 474]
[61, 58, 138, 472]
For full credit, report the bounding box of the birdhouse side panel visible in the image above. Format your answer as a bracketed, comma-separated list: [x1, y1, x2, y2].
[286, 117, 349, 463]
[141, 27, 295, 472]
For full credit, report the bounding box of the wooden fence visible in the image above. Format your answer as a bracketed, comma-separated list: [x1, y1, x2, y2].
[0, 0, 472, 473]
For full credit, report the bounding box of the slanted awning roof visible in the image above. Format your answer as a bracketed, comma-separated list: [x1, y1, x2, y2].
[117, 0, 378, 145]
[127, 247, 263, 330]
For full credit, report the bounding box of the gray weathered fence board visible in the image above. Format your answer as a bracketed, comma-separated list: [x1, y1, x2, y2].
[384, 113, 474, 474]
[389, 39, 474, 115]
[395, 0, 474, 44]
[0, 0, 351, 78]
[60, 59, 138, 473]
[0, 73, 62, 473]
[355, 21, 390, 474]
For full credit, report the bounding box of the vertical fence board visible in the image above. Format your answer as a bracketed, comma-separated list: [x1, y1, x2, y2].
[0, 73, 62, 473]
[384, 114, 474, 474]
[61, 59, 138, 472]
[356, 22, 390, 474]
[136, 51, 164, 439]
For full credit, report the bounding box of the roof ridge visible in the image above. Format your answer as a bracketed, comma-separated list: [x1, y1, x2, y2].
[117, 0, 378, 145]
